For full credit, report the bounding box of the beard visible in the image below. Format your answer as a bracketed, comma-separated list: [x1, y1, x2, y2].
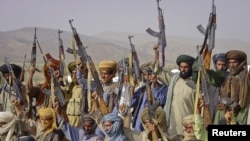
[180, 70, 192, 79]
[71, 75, 78, 85]
[41, 122, 52, 130]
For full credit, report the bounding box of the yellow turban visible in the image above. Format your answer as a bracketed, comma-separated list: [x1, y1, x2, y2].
[38, 107, 55, 119]
[38, 107, 57, 140]
[99, 60, 117, 72]
[99, 60, 117, 83]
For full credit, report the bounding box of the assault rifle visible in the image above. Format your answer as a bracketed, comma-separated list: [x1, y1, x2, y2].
[196, 0, 216, 69]
[69, 19, 109, 115]
[4, 57, 23, 100]
[146, 0, 166, 69]
[68, 19, 88, 62]
[195, 45, 212, 126]
[116, 57, 131, 116]
[145, 71, 161, 140]
[31, 27, 37, 68]
[46, 59, 66, 107]
[146, 71, 159, 123]
[20, 54, 26, 82]
[58, 29, 66, 77]
[87, 56, 109, 115]
[128, 35, 141, 82]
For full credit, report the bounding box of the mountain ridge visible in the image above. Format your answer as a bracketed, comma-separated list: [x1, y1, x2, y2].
[1, 27, 249, 69]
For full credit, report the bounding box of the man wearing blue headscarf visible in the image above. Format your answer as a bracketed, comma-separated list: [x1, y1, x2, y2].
[101, 113, 128, 141]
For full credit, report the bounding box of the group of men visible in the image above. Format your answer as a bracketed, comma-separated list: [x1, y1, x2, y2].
[0, 41, 249, 141]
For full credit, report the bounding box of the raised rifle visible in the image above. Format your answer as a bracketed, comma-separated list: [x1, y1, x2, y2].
[20, 54, 26, 82]
[128, 35, 141, 82]
[31, 27, 37, 68]
[87, 56, 109, 115]
[68, 19, 88, 62]
[196, 0, 216, 69]
[146, 72, 159, 122]
[116, 57, 131, 116]
[46, 59, 66, 107]
[145, 70, 161, 140]
[193, 0, 216, 126]
[4, 57, 22, 100]
[195, 45, 212, 126]
[58, 29, 66, 77]
[146, 0, 166, 69]
[66, 33, 79, 63]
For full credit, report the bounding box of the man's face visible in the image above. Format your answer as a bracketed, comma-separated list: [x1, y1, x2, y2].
[179, 62, 192, 79]
[228, 59, 240, 69]
[39, 116, 53, 130]
[216, 60, 227, 71]
[83, 121, 93, 133]
[101, 71, 111, 79]
[143, 72, 152, 82]
[184, 123, 194, 133]
[179, 62, 190, 74]
[102, 121, 113, 132]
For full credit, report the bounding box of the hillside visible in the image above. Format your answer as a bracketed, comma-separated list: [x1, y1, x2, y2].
[1, 27, 250, 69]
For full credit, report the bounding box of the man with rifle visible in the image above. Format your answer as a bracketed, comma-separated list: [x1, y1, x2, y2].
[65, 60, 89, 127]
[91, 60, 118, 114]
[27, 53, 66, 109]
[131, 64, 167, 132]
[0, 60, 25, 113]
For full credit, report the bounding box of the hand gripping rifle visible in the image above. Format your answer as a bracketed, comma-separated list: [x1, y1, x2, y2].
[128, 35, 141, 82]
[4, 57, 23, 100]
[87, 56, 109, 115]
[146, 0, 166, 69]
[195, 45, 212, 126]
[47, 60, 66, 107]
[69, 19, 109, 115]
[145, 71, 162, 140]
[116, 57, 131, 116]
[146, 72, 159, 122]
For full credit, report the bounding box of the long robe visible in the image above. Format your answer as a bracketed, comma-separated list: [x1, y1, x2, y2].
[163, 74, 195, 137]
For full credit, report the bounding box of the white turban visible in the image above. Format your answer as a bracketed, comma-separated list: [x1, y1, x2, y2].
[0, 111, 16, 141]
[0, 111, 14, 123]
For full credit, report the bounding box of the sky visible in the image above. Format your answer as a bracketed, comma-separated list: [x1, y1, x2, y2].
[0, 0, 250, 42]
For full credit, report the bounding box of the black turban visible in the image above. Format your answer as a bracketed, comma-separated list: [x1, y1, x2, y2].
[176, 55, 195, 66]
[0, 64, 22, 79]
